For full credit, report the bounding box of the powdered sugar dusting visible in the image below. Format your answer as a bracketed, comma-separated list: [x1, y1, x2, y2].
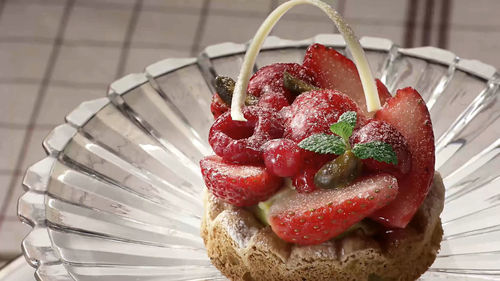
[219, 210, 259, 248]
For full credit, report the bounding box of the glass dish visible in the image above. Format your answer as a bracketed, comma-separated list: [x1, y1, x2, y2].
[18, 34, 500, 281]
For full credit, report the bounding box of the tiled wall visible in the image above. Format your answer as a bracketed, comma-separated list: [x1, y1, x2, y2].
[0, 0, 499, 267]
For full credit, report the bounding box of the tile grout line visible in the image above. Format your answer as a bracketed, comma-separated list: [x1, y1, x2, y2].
[0, 0, 75, 231]
[421, 0, 435, 46]
[190, 0, 211, 57]
[403, 0, 419, 48]
[438, 0, 451, 49]
[115, 0, 143, 78]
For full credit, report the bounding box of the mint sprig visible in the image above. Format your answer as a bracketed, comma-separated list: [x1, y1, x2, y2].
[298, 111, 398, 165]
[298, 134, 345, 155]
[329, 111, 357, 146]
[352, 141, 398, 165]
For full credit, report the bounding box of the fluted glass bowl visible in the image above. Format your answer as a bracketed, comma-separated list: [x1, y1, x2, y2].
[18, 34, 500, 281]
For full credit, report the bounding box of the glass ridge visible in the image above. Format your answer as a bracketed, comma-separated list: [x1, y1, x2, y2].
[18, 34, 500, 281]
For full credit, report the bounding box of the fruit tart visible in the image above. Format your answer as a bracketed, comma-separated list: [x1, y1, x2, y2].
[200, 1, 444, 280]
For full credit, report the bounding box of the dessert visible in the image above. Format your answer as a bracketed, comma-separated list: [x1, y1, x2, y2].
[200, 1, 443, 280]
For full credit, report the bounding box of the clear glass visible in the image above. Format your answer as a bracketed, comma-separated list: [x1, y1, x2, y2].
[18, 34, 500, 281]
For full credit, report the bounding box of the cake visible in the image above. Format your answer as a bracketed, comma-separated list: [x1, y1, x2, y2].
[198, 1, 444, 280]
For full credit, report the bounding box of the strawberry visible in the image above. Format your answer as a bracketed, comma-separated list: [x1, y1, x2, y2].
[376, 79, 392, 106]
[351, 119, 411, 175]
[369, 87, 435, 228]
[283, 89, 362, 142]
[303, 44, 390, 116]
[269, 174, 398, 245]
[247, 63, 317, 103]
[292, 154, 335, 193]
[200, 155, 283, 207]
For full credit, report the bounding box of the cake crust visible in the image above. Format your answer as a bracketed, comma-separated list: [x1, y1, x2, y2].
[201, 173, 445, 281]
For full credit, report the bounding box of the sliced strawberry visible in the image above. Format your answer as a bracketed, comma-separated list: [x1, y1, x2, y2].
[247, 63, 317, 103]
[351, 119, 411, 175]
[376, 79, 392, 106]
[370, 87, 435, 228]
[283, 89, 362, 142]
[269, 174, 398, 245]
[200, 155, 283, 207]
[210, 93, 229, 119]
[303, 44, 389, 116]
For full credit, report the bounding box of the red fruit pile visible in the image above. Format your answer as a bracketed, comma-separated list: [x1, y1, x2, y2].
[201, 43, 435, 244]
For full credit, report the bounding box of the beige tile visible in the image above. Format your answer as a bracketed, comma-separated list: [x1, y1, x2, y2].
[272, 18, 336, 40]
[0, 128, 26, 171]
[132, 10, 199, 47]
[209, 0, 271, 14]
[36, 86, 104, 126]
[0, 2, 64, 39]
[0, 43, 51, 80]
[4, 176, 24, 218]
[200, 14, 262, 48]
[21, 127, 52, 175]
[76, 0, 136, 6]
[0, 175, 11, 211]
[64, 5, 133, 43]
[0, 220, 31, 256]
[124, 47, 190, 74]
[0, 84, 39, 126]
[142, 0, 203, 9]
[52, 45, 121, 84]
[450, 0, 500, 28]
[448, 29, 500, 69]
[344, 0, 407, 23]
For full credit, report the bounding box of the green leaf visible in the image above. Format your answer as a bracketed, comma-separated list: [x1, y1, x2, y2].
[298, 134, 346, 155]
[330, 111, 357, 142]
[352, 141, 398, 165]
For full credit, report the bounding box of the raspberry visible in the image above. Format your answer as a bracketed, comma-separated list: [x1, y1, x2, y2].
[209, 106, 284, 164]
[210, 93, 229, 119]
[263, 139, 302, 177]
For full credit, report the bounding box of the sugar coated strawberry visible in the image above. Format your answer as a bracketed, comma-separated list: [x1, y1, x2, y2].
[292, 154, 335, 193]
[269, 174, 398, 245]
[351, 119, 411, 175]
[247, 63, 317, 103]
[284, 89, 362, 142]
[369, 87, 435, 228]
[209, 106, 284, 164]
[200, 155, 283, 207]
[303, 44, 392, 116]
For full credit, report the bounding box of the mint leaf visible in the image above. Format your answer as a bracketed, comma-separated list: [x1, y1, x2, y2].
[298, 134, 346, 155]
[352, 141, 398, 165]
[330, 111, 357, 142]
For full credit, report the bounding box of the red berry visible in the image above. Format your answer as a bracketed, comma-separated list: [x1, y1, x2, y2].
[284, 89, 362, 142]
[263, 139, 302, 177]
[257, 91, 290, 111]
[351, 119, 411, 175]
[269, 174, 399, 245]
[303, 44, 391, 116]
[376, 79, 392, 106]
[200, 155, 283, 207]
[248, 63, 317, 103]
[210, 93, 229, 119]
[209, 106, 284, 164]
[369, 87, 435, 228]
[292, 154, 334, 193]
